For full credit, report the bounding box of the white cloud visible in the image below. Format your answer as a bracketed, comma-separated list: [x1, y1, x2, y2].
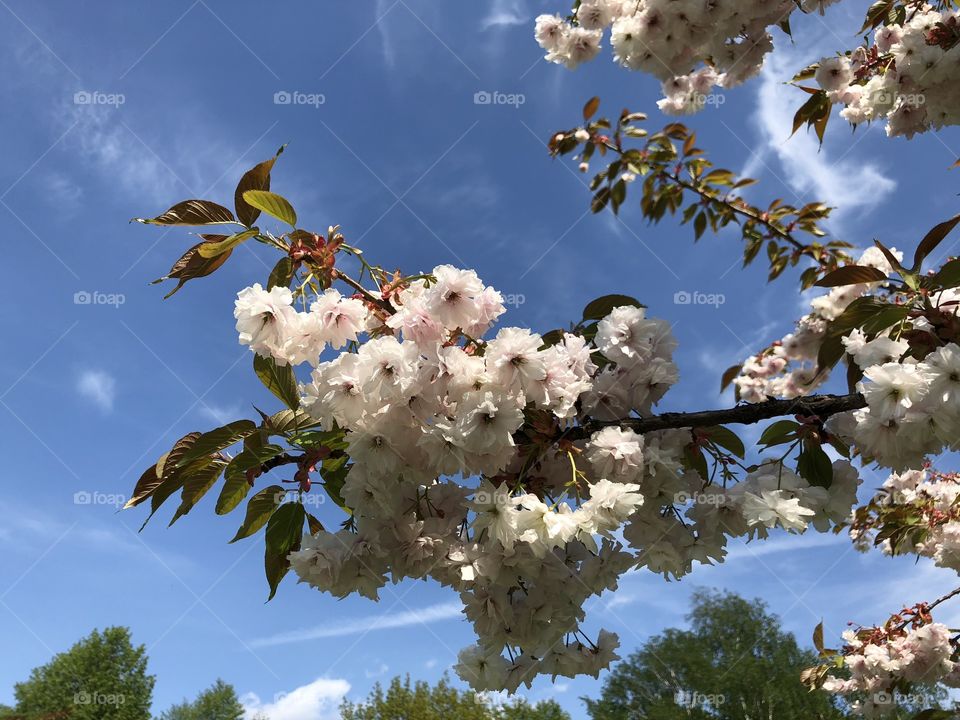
[44, 172, 83, 215]
[724, 530, 847, 562]
[481, 0, 527, 30]
[375, 0, 397, 69]
[365, 662, 389, 679]
[77, 369, 116, 412]
[250, 601, 463, 647]
[66, 106, 183, 205]
[242, 678, 350, 720]
[199, 402, 244, 425]
[747, 51, 895, 232]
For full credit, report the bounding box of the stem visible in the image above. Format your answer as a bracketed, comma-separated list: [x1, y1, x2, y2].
[574, 392, 867, 439]
[599, 139, 809, 253]
[667, 172, 806, 252]
[332, 269, 396, 315]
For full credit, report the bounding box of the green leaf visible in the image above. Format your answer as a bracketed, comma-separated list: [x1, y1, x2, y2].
[264, 542, 295, 602]
[306, 512, 324, 535]
[702, 425, 745, 459]
[759, 420, 799, 447]
[582, 96, 600, 122]
[913, 213, 960, 271]
[216, 444, 286, 515]
[812, 621, 824, 653]
[253, 355, 301, 410]
[263, 408, 322, 436]
[797, 443, 833, 488]
[693, 211, 707, 240]
[169, 459, 227, 526]
[177, 420, 258, 467]
[814, 265, 888, 287]
[125, 463, 162, 509]
[138, 432, 202, 529]
[230, 485, 284, 542]
[133, 200, 236, 226]
[151, 241, 234, 298]
[582, 294, 644, 321]
[196, 228, 258, 259]
[816, 332, 846, 375]
[268, 256, 295, 290]
[265, 502, 306, 557]
[933, 257, 960, 288]
[263, 502, 305, 601]
[242, 190, 297, 227]
[235, 145, 285, 227]
[720, 364, 741, 393]
[321, 455, 352, 513]
[291, 430, 348, 453]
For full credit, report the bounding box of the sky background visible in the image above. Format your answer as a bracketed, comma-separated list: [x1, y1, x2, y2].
[2, 1, 960, 718]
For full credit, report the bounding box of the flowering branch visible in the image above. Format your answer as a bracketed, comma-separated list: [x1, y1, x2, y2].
[549, 101, 853, 288]
[582, 392, 867, 437]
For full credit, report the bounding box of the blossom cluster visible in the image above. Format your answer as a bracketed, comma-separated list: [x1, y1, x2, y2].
[822, 621, 959, 717]
[853, 468, 960, 573]
[535, 0, 840, 115]
[733, 247, 899, 403]
[231, 264, 861, 690]
[828, 342, 960, 471]
[813, 5, 960, 137]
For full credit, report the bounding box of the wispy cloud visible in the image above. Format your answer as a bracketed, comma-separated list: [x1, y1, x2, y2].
[43, 171, 83, 215]
[76, 369, 116, 413]
[242, 677, 350, 720]
[375, 0, 397, 69]
[745, 51, 895, 233]
[725, 530, 847, 562]
[198, 402, 245, 425]
[481, 0, 527, 30]
[365, 662, 389, 679]
[250, 601, 463, 647]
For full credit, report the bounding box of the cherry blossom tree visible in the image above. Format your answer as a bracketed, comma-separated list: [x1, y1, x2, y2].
[536, 1, 960, 141]
[121, 6, 960, 718]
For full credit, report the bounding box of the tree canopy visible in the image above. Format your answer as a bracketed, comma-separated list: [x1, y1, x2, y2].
[339, 675, 570, 720]
[7, 627, 154, 720]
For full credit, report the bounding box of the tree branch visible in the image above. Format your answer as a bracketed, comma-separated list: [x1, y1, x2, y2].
[332, 269, 396, 315]
[577, 392, 866, 438]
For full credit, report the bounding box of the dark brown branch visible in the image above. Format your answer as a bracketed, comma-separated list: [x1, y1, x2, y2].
[577, 392, 866, 438]
[598, 139, 809, 252]
[332, 269, 396, 315]
[260, 453, 300, 473]
[666, 172, 807, 252]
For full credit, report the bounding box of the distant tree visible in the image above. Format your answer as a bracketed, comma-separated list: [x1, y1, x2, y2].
[157, 679, 244, 720]
[10, 627, 154, 719]
[339, 675, 570, 720]
[584, 590, 846, 720]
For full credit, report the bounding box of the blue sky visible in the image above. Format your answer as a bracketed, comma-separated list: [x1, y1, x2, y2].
[2, 1, 960, 718]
